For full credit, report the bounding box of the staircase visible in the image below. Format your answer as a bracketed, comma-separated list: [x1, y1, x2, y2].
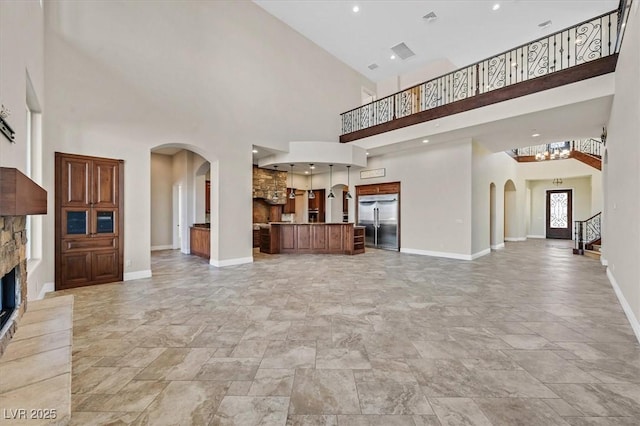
[573, 212, 602, 258]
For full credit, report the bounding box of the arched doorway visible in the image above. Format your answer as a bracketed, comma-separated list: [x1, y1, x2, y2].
[504, 180, 517, 242]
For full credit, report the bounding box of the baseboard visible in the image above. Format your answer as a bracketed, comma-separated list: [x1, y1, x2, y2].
[472, 248, 491, 259]
[504, 237, 527, 242]
[151, 245, 173, 251]
[401, 248, 473, 261]
[210, 257, 254, 267]
[607, 268, 640, 344]
[490, 243, 505, 250]
[527, 235, 546, 239]
[37, 282, 55, 300]
[123, 270, 152, 281]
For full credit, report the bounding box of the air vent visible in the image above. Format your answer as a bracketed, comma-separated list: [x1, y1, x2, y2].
[538, 20, 552, 29]
[423, 11, 437, 22]
[390, 42, 415, 60]
[368, 63, 379, 70]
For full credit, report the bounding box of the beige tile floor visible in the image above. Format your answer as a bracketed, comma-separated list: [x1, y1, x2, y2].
[59, 239, 640, 425]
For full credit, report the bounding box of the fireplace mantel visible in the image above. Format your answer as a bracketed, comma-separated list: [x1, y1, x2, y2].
[0, 167, 47, 216]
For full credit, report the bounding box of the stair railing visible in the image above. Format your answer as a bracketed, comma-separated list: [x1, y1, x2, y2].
[341, 9, 619, 135]
[574, 212, 601, 253]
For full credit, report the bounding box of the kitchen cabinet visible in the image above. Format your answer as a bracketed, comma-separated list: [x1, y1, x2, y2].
[205, 180, 210, 214]
[190, 225, 210, 259]
[284, 188, 296, 214]
[308, 189, 325, 223]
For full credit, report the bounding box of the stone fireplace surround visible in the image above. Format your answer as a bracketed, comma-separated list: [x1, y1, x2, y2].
[0, 216, 28, 357]
[0, 167, 47, 357]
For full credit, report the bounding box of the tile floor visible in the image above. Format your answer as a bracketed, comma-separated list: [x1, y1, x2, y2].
[59, 240, 640, 425]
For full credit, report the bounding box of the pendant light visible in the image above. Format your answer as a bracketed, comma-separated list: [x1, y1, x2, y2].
[272, 165, 279, 201]
[327, 164, 335, 198]
[308, 164, 315, 199]
[289, 164, 296, 199]
[345, 165, 353, 199]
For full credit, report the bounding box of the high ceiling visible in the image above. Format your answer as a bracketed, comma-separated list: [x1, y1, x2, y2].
[254, 0, 618, 82]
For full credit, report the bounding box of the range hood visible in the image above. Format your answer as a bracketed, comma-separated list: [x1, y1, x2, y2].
[0, 168, 47, 216]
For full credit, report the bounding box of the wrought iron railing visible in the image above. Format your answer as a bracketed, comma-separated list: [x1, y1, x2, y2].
[341, 10, 620, 135]
[574, 212, 601, 252]
[513, 138, 603, 159]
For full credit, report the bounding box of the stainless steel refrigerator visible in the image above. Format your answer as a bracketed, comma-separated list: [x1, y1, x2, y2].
[357, 194, 399, 250]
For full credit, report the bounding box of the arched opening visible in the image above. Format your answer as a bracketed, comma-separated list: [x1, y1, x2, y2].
[490, 183, 497, 248]
[150, 144, 213, 259]
[329, 184, 348, 223]
[504, 180, 517, 242]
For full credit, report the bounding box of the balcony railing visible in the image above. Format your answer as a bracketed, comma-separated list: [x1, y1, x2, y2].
[341, 9, 620, 137]
[513, 138, 603, 159]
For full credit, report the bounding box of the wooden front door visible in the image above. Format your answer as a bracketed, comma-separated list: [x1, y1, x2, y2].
[546, 189, 572, 239]
[55, 152, 124, 290]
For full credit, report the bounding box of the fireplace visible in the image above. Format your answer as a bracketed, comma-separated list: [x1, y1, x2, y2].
[0, 168, 47, 357]
[0, 267, 18, 330]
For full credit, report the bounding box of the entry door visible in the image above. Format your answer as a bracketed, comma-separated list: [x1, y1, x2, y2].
[546, 189, 572, 239]
[55, 152, 124, 290]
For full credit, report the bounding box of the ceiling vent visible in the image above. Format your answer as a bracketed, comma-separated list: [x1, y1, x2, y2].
[390, 42, 415, 60]
[423, 11, 438, 22]
[368, 63, 379, 70]
[538, 20, 552, 29]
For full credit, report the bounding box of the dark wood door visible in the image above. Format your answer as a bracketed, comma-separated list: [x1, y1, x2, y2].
[56, 152, 124, 290]
[546, 189, 572, 239]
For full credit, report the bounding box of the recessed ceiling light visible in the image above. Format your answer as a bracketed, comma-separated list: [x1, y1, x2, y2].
[422, 139, 429, 143]
[366, 152, 370, 156]
[390, 54, 396, 60]
[352, 5, 359, 13]
[304, 171, 309, 174]
[492, 3, 500, 11]
[532, 133, 540, 137]
[423, 11, 438, 22]
[511, 62, 518, 67]
[252, 149, 258, 153]
[622, 23, 626, 28]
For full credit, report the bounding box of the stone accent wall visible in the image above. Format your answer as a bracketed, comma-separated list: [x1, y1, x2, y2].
[0, 215, 28, 357]
[252, 166, 287, 205]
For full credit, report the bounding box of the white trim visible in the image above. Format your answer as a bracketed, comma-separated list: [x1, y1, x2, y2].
[490, 243, 505, 250]
[601, 256, 608, 266]
[527, 235, 546, 239]
[124, 270, 152, 281]
[210, 257, 254, 267]
[401, 248, 473, 261]
[607, 268, 640, 343]
[504, 237, 526, 242]
[471, 248, 491, 259]
[151, 245, 173, 251]
[37, 282, 54, 300]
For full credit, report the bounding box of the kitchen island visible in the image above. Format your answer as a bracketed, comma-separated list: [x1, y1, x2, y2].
[260, 223, 364, 255]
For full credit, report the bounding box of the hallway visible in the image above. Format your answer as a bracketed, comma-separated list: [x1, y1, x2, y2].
[65, 240, 640, 425]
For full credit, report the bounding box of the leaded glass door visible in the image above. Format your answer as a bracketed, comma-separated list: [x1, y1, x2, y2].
[546, 189, 572, 239]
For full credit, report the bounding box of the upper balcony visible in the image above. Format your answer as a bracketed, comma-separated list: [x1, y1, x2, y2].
[340, 8, 626, 144]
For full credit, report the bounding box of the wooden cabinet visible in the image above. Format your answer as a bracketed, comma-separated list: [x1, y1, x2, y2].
[55, 152, 124, 290]
[284, 189, 296, 214]
[263, 223, 364, 255]
[353, 226, 365, 254]
[356, 181, 400, 196]
[190, 226, 210, 259]
[308, 189, 325, 223]
[205, 180, 211, 214]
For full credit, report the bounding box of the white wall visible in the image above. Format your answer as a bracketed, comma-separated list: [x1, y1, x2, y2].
[41, 0, 372, 276]
[527, 176, 592, 238]
[604, 1, 640, 339]
[352, 140, 474, 258]
[150, 153, 173, 249]
[0, 0, 47, 300]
